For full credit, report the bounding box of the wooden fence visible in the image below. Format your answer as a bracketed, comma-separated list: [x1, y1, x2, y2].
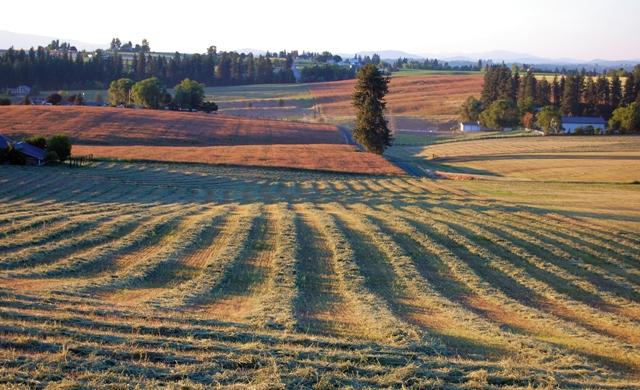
[67, 154, 94, 168]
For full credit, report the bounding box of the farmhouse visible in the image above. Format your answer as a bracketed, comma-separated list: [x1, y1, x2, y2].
[561, 116, 606, 134]
[13, 142, 46, 166]
[459, 122, 482, 132]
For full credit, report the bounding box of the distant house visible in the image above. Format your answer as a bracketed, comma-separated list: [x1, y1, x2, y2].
[561, 116, 606, 134]
[7, 85, 31, 97]
[459, 122, 482, 132]
[14, 142, 46, 166]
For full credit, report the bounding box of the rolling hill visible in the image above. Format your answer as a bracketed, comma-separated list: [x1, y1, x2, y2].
[0, 106, 401, 175]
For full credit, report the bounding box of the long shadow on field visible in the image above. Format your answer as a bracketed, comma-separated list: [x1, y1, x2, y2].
[330, 214, 509, 358]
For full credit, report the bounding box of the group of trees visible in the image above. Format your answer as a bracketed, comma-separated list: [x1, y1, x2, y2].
[393, 58, 483, 72]
[107, 77, 217, 111]
[300, 64, 356, 83]
[0, 40, 298, 90]
[460, 64, 640, 133]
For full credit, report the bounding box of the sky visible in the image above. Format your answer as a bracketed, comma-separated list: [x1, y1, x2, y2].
[3, 0, 640, 60]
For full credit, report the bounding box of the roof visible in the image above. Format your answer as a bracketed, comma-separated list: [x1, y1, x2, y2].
[0, 134, 13, 150]
[14, 142, 46, 160]
[561, 116, 606, 125]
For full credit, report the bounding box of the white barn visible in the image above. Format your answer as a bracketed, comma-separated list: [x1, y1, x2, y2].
[459, 122, 482, 132]
[561, 116, 606, 134]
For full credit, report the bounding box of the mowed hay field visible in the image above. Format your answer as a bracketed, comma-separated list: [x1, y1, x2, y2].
[0, 106, 401, 175]
[398, 136, 640, 183]
[1, 162, 640, 388]
[309, 74, 483, 125]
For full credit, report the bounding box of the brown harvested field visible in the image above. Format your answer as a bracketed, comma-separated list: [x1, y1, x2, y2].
[396, 136, 640, 182]
[0, 105, 342, 146]
[0, 105, 405, 174]
[309, 74, 483, 125]
[74, 144, 404, 175]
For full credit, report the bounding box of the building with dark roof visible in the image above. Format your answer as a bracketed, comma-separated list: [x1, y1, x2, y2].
[561, 116, 606, 134]
[14, 142, 46, 166]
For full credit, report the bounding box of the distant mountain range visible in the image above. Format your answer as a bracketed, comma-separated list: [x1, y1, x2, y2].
[0, 30, 105, 51]
[352, 49, 640, 71]
[2, 31, 637, 71]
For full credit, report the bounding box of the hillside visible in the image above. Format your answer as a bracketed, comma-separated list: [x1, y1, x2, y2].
[309, 74, 483, 127]
[389, 136, 640, 183]
[0, 106, 402, 175]
[0, 105, 343, 146]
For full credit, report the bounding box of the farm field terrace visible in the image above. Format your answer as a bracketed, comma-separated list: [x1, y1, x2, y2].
[0, 105, 401, 175]
[387, 136, 640, 183]
[0, 161, 639, 388]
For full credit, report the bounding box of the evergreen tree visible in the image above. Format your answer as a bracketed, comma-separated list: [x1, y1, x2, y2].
[561, 75, 581, 115]
[536, 78, 551, 106]
[136, 52, 147, 80]
[551, 76, 561, 106]
[596, 75, 610, 105]
[352, 64, 392, 154]
[610, 74, 622, 108]
[583, 77, 598, 115]
[623, 74, 636, 105]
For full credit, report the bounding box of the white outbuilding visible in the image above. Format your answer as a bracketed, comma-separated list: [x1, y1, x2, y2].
[459, 122, 482, 132]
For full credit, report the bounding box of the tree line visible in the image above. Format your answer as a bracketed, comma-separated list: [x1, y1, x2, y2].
[0, 40, 299, 90]
[460, 64, 640, 133]
[393, 58, 484, 72]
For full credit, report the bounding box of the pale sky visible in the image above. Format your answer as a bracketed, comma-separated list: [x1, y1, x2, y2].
[4, 0, 640, 60]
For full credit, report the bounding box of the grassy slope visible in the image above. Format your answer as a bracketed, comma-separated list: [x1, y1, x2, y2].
[389, 136, 640, 183]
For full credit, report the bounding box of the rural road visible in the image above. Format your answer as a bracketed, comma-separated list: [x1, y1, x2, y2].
[339, 125, 426, 177]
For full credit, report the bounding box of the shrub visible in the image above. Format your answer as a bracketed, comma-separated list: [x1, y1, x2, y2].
[131, 77, 165, 109]
[201, 101, 218, 113]
[8, 148, 25, 165]
[522, 112, 535, 129]
[47, 135, 72, 162]
[0, 98, 11, 106]
[535, 106, 561, 135]
[0, 145, 11, 163]
[45, 150, 60, 163]
[108, 78, 134, 106]
[46, 93, 63, 105]
[173, 78, 205, 110]
[479, 100, 519, 130]
[25, 136, 47, 149]
[609, 102, 640, 134]
[459, 96, 483, 122]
